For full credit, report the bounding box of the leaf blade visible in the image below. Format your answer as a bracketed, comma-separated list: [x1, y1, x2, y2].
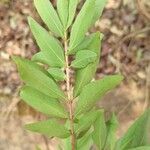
[115, 109, 150, 150]
[12, 56, 66, 100]
[34, 0, 64, 37]
[127, 146, 150, 150]
[69, 0, 96, 51]
[71, 50, 97, 69]
[20, 86, 67, 118]
[73, 32, 102, 97]
[104, 113, 118, 150]
[67, 0, 79, 28]
[57, 0, 69, 29]
[47, 68, 65, 81]
[25, 119, 70, 138]
[28, 17, 65, 67]
[91, 0, 107, 26]
[32, 52, 51, 66]
[75, 110, 99, 137]
[77, 129, 93, 150]
[92, 110, 107, 150]
[75, 75, 124, 115]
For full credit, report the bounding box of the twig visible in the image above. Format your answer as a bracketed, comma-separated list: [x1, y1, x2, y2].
[64, 32, 76, 150]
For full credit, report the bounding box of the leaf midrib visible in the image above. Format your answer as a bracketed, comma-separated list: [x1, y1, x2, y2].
[21, 63, 65, 100]
[41, 0, 63, 37]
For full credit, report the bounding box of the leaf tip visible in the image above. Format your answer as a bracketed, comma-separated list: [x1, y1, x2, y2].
[11, 55, 21, 64]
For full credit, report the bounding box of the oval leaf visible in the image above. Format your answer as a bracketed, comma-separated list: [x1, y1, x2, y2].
[91, 0, 107, 26]
[115, 109, 150, 150]
[104, 113, 118, 150]
[71, 50, 97, 69]
[20, 86, 67, 118]
[25, 119, 70, 138]
[57, 0, 69, 29]
[32, 52, 51, 66]
[69, 0, 96, 51]
[67, 0, 79, 28]
[68, 32, 100, 55]
[12, 56, 66, 100]
[77, 129, 93, 150]
[47, 68, 66, 81]
[34, 0, 64, 37]
[75, 75, 124, 115]
[75, 111, 99, 137]
[92, 110, 107, 150]
[73, 32, 102, 97]
[28, 17, 65, 67]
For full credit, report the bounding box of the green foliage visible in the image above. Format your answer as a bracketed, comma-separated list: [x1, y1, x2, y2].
[32, 52, 51, 66]
[69, 0, 96, 51]
[127, 147, 150, 150]
[34, 0, 64, 37]
[25, 119, 70, 138]
[28, 17, 65, 67]
[12, 0, 150, 149]
[104, 113, 119, 150]
[47, 68, 66, 81]
[115, 109, 150, 150]
[71, 50, 97, 69]
[67, 0, 79, 28]
[57, 0, 69, 29]
[20, 86, 67, 118]
[91, 0, 107, 25]
[75, 75, 124, 115]
[12, 56, 65, 100]
[77, 130, 93, 150]
[75, 111, 99, 137]
[92, 110, 107, 149]
[73, 32, 103, 97]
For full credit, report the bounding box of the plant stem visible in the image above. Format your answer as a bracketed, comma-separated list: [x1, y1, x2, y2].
[64, 32, 76, 150]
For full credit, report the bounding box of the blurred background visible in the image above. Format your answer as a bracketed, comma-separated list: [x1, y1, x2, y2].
[0, 0, 150, 149]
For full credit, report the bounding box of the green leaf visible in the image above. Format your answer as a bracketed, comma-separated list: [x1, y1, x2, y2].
[115, 109, 150, 150]
[92, 110, 107, 150]
[62, 121, 72, 150]
[20, 86, 67, 118]
[47, 68, 65, 81]
[128, 146, 150, 150]
[73, 32, 103, 97]
[28, 17, 65, 67]
[71, 50, 97, 69]
[69, 32, 102, 55]
[34, 0, 64, 37]
[75, 111, 99, 137]
[91, 0, 107, 26]
[62, 137, 72, 150]
[25, 119, 70, 138]
[77, 129, 93, 150]
[32, 52, 51, 66]
[12, 56, 66, 100]
[104, 113, 118, 150]
[67, 0, 79, 28]
[75, 75, 124, 115]
[69, 0, 96, 51]
[57, 0, 69, 29]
